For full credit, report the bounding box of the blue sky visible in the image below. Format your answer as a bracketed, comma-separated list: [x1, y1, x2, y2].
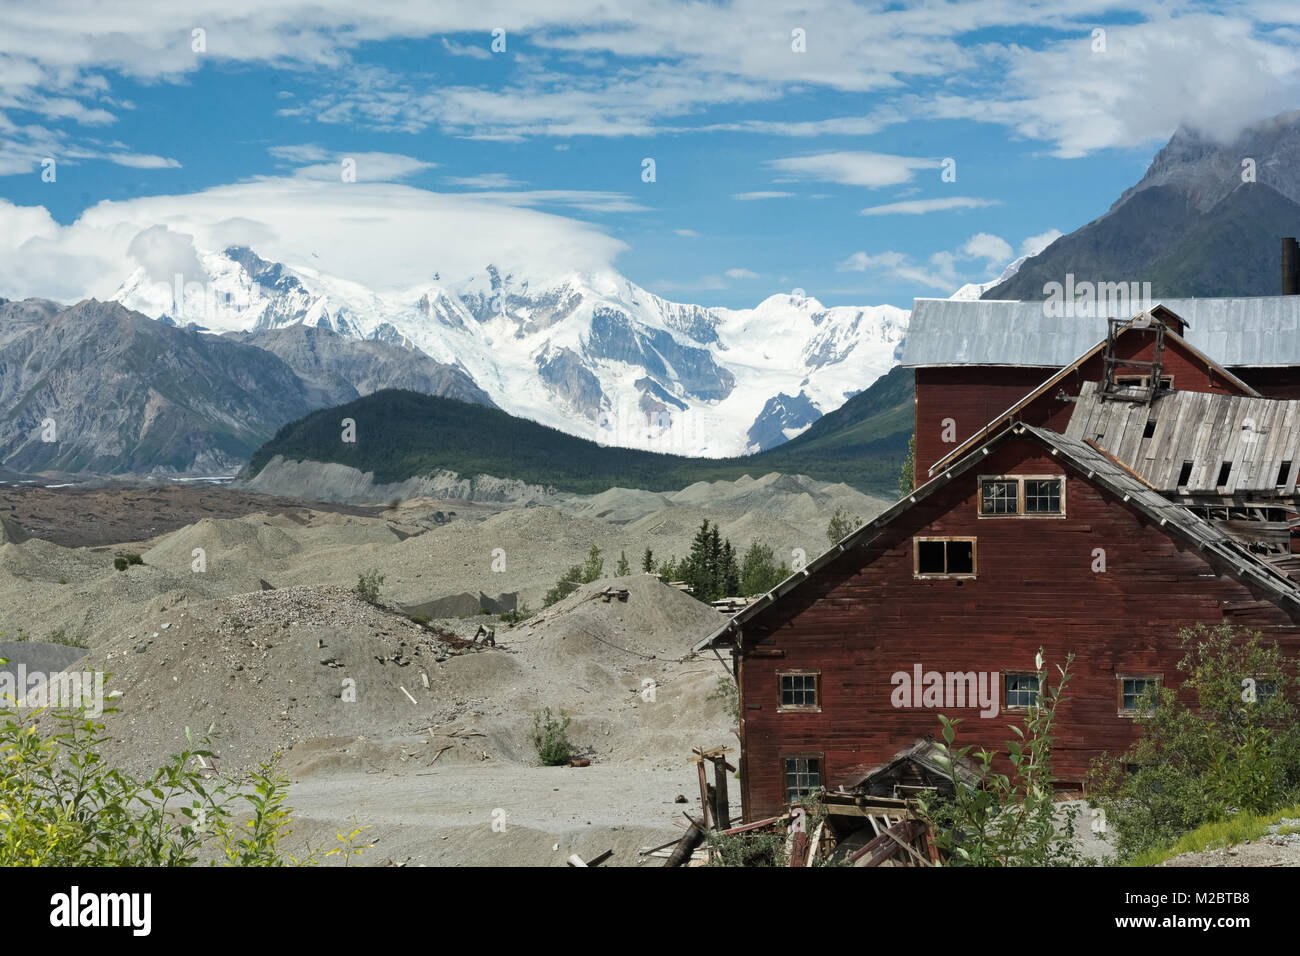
[2, 1, 1298, 309]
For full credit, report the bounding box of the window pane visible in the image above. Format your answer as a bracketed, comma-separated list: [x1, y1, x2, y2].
[1025, 479, 1062, 514]
[946, 540, 974, 574]
[981, 480, 1018, 514]
[1005, 674, 1039, 708]
[917, 540, 946, 573]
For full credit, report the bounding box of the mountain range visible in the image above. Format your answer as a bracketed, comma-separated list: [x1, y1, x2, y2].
[114, 248, 908, 459]
[985, 110, 1300, 300]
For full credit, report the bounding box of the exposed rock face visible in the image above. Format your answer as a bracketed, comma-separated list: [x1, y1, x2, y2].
[0, 298, 497, 476]
[227, 324, 495, 409]
[984, 110, 1300, 301]
[0, 298, 317, 474]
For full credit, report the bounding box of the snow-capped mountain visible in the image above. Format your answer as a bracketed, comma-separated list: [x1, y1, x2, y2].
[113, 246, 908, 457]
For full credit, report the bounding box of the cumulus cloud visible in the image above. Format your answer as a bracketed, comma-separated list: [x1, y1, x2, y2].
[126, 225, 204, 284]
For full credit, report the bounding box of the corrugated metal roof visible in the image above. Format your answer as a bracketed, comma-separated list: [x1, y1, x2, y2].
[1065, 382, 1300, 494]
[902, 296, 1300, 368]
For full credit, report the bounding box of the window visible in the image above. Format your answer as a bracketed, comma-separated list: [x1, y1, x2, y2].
[783, 756, 822, 804]
[1142, 420, 1156, 439]
[1024, 479, 1062, 514]
[1118, 675, 1161, 715]
[978, 475, 1065, 517]
[981, 479, 1018, 514]
[914, 537, 976, 578]
[1177, 460, 1194, 487]
[1005, 673, 1040, 709]
[778, 671, 820, 712]
[1116, 374, 1173, 390]
[1216, 461, 1233, 487]
[1278, 461, 1292, 488]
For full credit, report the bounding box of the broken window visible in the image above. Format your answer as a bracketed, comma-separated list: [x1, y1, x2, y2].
[978, 475, 1065, 516]
[1004, 673, 1040, 709]
[914, 537, 976, 578]
[1278, 461, 1292, 488]
[981, 479, 1018, 515]
[1216, 461, 1233, 487]
[778, 672, 820, 711]
[1177, 460, 1194, 488]
[783, 756, 821, 805]
[1118, 675, 1161, 715]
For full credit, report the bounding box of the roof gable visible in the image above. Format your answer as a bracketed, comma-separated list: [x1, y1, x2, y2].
[696, 423, 1300, 651]
[925, 312, 1260, 477]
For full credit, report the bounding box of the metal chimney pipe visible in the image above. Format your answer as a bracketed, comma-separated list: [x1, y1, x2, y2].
[1284, 237, 1300, 295]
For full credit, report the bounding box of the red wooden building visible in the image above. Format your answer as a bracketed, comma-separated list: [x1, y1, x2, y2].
[700, 303, 1300, 822]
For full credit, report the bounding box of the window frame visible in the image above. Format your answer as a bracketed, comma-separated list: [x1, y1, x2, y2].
[1003, 672, 1040, 711]
[777, 669, 822, 713]
[781, 753, 824, 806]
[977, 474, 1067, 519]
[1117, 673, 1163, 717]
[913, 536, 978, 580]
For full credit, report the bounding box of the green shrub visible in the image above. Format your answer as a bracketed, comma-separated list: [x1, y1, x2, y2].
[915, 651, 1086, 867]
[530, 707, 574, 766]
[1088, 623, 1300, 861]
[355, 569, 384, 605]
[0, 697, 371, 866]
[113, 557, 128, 572]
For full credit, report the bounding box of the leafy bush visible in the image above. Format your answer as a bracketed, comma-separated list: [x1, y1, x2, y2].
[708, 676, 739, 724]
[0, 698, 370, 866]
[355, 569, 384, 605]
[543, 546, 605, 607]
[113, 557, 128, 572]
[915, 652, 1086, 867]
[530, 708, 574, 766]
[1088, 624, 1300, 860]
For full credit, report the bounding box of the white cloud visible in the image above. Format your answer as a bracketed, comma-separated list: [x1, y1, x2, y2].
[1020, 228, 1063, 257]
[725, 268, 758, 279]
[1, 3, 1297, 158]
[961, 233, 1013, 266]
[859, 197, 999, 216]
[674, 228, 698, 237]
[837, 231, 1025, 292]
[271, 150, 437, 183]
[105, 152, 181, 169]
[732, 191, 794, 201]
[441, 37, 492, 60]
[0, 178, 628, 302]
[445, 172, 525, 189]
[768, 151, 940, 188]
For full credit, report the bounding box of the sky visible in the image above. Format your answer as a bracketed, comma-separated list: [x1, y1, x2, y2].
[2, 1, 1299, 309]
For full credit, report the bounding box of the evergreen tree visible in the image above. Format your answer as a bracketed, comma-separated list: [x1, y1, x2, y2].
[740, 540, 789, 596]
[641, 547, 654, 574]
[721, 540, 740, 596]
[616, 550, 631, 576]
[580, 544, 604, 583]
[708, 524, 723, 599]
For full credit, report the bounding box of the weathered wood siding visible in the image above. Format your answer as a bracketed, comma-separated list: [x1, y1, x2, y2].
[736, 436, 1300, 820]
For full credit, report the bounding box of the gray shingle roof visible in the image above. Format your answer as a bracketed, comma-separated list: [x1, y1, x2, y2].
[901, 296, 1300, 368]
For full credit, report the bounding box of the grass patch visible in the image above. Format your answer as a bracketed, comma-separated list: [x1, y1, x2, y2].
[1126, 804, 1300, 867]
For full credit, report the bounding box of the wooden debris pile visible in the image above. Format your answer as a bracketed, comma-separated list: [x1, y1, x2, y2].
[645, 744, 944, 867]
